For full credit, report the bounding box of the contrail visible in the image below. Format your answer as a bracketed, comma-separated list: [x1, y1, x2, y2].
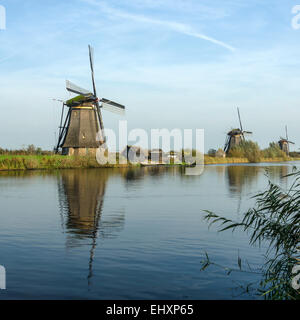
[84, 0, 236, 52]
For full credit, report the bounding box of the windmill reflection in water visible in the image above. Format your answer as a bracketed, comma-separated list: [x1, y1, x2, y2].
[58, 169, 125, 286]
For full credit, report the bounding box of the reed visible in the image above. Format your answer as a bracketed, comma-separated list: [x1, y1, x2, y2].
[202, 170, 300, 300]
[0, 155, 129, 171]
[0, 154, 299, 171]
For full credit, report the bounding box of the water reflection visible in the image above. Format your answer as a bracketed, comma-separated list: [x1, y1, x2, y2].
[226, 166, 260, 195]
[225, 164, 294, 196]
[265, 165, 290, 182]
[122, 166, 168, 183]
[1, 162, 300, 299]
[58, 169, 125, 284]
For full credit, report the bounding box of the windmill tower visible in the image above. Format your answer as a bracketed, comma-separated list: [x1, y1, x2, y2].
[278, 126, 295, 156]
[55, 45, 125, 156]
[224, 108, 252, 154]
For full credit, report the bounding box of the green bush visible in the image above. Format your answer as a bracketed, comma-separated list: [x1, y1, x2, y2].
[262, 142, 287, 159]
[228, 140, 261, 163]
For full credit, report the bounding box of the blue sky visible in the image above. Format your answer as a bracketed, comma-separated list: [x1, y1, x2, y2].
[1, 0, 300, 151]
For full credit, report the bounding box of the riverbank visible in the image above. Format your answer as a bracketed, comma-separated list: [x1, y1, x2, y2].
[0, 155, 299, 171]
[204, 156, 300, 165]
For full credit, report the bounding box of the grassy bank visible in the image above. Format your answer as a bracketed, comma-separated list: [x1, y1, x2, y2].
[204, 156, 249, 165]
[0, 154, 299, 171]
[204, 156, 300, 165]
[0, 155, 127, 171]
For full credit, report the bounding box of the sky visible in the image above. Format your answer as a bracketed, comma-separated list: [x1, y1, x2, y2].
[1, 0, 300, 152]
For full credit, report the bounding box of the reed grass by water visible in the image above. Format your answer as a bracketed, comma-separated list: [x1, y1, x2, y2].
[0, 155, 126, 171]
[0, 154, 298, 171]
[202, 170, 300, 300]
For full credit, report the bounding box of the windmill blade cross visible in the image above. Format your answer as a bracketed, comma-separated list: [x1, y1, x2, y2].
[66, 80, 92, 96]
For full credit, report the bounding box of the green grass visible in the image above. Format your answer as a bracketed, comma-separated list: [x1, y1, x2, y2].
[0, 155, 129, 171]
[0, 154, 299, 171]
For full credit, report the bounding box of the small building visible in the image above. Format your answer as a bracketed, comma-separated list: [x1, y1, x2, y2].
[121, 146, 148, 164]
[149, 149, 166, 164]
[215, 149, 226, 158]
[207, 149, 217, 157]
[166, 151, 181, 164]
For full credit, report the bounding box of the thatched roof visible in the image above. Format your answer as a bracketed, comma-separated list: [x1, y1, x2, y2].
[278, 139, 288, 144]
[228, 129, 243, 136]
[66, 94, 93, 107]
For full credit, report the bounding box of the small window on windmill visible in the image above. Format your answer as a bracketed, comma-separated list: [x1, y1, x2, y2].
[82, 132, 86, 140]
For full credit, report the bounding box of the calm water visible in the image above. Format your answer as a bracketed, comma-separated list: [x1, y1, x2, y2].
[0, 162, 298, 300]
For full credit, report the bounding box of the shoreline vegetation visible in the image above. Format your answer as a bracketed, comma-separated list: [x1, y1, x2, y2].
[202, 170, 300, 300]
[1, 143, 300, 171]
[0, 154, 299, 172]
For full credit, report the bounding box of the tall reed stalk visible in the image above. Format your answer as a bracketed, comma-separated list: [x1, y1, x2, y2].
[203, 170, 300, 300]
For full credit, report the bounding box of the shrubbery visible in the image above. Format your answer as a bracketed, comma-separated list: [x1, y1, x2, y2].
[228, 140, 261, 163]
[262, 142, 287, 159]
[0, 145, 53, 156]
[227, 141, 295, 163]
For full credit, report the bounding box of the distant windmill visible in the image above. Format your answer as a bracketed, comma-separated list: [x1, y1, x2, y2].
[224, 108, 252, 154]
[55, 45, 125, 156]
[278, 126, 295, 156]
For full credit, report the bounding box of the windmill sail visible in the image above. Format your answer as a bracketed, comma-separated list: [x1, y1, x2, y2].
[88, 45, 106, 145]
[102, 103, 125, 115]
[89, 45, 97, 98]
[237, 107, 245, 140]
[66, 80, 92, 96]
[101, 98, 125, 115]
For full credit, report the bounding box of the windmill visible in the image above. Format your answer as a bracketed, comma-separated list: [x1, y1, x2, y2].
[224, 108, 252, 154]
[55, 45, 125, 156]
[278, 126, 295, 156]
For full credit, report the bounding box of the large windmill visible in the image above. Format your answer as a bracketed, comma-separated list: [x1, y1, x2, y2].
[224, 108, 252, 154]
[278, 126, 295, 156]
[55, 45, 125, 156]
